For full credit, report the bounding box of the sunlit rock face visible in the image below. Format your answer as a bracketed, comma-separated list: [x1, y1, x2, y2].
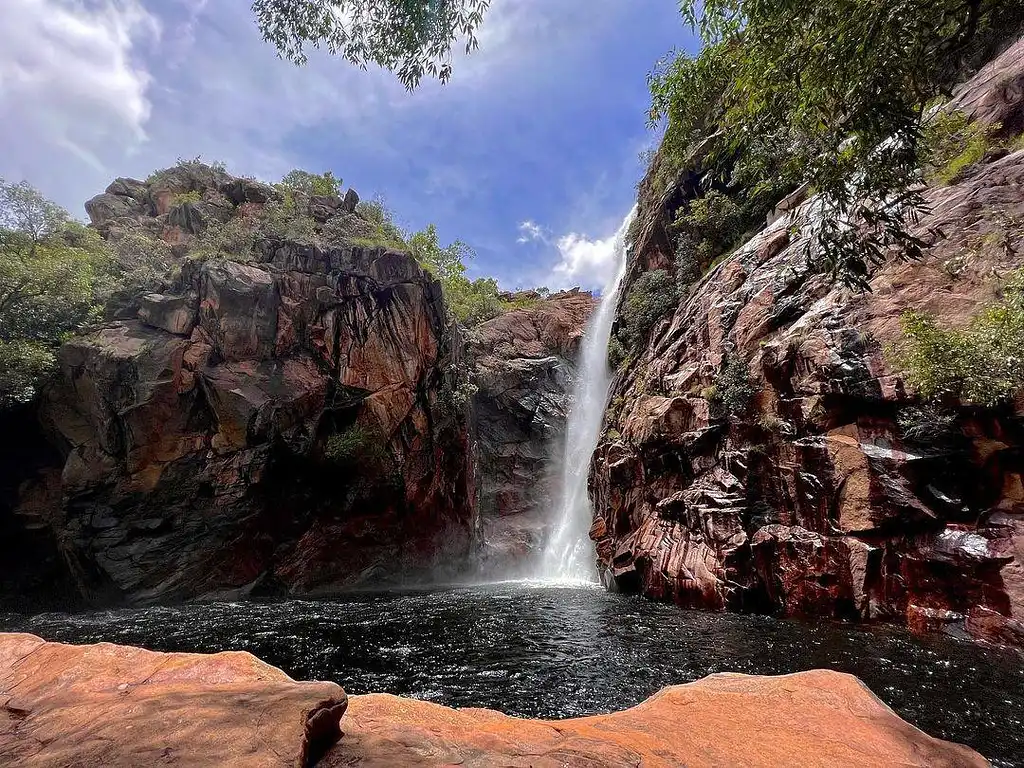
[592, 39, 1024, 648]
[470, 290, 598, 576]
[4, 169, 476, 606]
[0, 633, 986, 767]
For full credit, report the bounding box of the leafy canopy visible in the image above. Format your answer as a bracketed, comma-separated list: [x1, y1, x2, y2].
[0, 180, 110, 404]
[651, 0, 1024, 289]
[893, 272, 1024, 407]
[252, 0, 491, 89]
[280, 169, 343, 197]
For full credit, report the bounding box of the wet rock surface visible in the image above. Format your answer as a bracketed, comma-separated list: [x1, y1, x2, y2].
[594, 42, 1024, 647]
[470, 290, 597, 574]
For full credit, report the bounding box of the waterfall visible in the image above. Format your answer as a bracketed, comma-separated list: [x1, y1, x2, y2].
[539, 207, 637, 582]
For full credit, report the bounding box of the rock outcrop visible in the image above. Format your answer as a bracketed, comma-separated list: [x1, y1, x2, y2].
[0, 634, 986, 768]
[593, 37, 1024, 647]
[0, 633, 347, 767]
[5, 167, 476, 605]
[471, 290, 597, 574]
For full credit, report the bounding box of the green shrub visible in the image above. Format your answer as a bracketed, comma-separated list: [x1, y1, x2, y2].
[897, 404, 960, 446]
[354, 197, 407, 249]
[674, 190, 744, 264]
[0, 180, 111, 404]
[618, 269, 678, 348]
[923, 110, 999, 185]
[708, 357, 756, 419]
[674, 235, 702, 293]
[893, 274, 1024, 407]
[191, 200, 316, 261]
[324, 425, 390, 467]
[279, 169, 342, 197]
[170, 190, 202, 207]
[607, 335, 628, 370]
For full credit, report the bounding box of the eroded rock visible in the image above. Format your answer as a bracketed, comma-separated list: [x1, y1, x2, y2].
[593, 46, 1024, 647]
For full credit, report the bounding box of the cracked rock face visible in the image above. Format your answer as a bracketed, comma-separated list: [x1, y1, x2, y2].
[4, 170, 476, 607]
[470, 290, 597, 576]
[593, 42, 1024, 648]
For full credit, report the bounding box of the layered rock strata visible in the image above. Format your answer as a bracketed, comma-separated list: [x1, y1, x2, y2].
[592, 37, 1024, 647]
[5, 169, 476, 605]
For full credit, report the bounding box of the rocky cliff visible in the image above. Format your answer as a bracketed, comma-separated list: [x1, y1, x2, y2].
[470, 290, 597, 574]
[4, 166, 476, 605]
[0, 633, 986, 767]
[592, 39, 1024, 647]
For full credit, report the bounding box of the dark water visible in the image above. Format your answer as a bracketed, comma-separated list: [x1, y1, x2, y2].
[2, 582, 1022, 766]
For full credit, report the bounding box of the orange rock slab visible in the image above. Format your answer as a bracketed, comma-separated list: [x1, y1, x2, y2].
[0, 634, 987, 767]
[0, 633, 347, 767]
[327, 670, 986, 768]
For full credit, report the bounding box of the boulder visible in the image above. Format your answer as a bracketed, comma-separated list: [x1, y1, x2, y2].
[0, 633, 347, 767]
[0, 634, 985, 768]
[137, 293, 197, 336]
[219, 177, 279, 206]
[199, 260, 279, 362]
[84, 193, 138, 229]
[12, 238, 474, 605]
[327, 669, 986, 767]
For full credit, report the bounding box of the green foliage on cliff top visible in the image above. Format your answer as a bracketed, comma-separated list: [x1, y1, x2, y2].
[279, 169, 342, 197]
[0, 180, 110, 404]
[650, 0, 1024, 289]
[893, 271, 1024, 406]
[252, 0, 491, 89]
[170, 190, 203, 208]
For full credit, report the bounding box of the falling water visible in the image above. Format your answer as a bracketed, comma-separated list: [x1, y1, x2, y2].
[539, 207, 637, 582]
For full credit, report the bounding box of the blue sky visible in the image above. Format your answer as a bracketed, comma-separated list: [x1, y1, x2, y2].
[0, 0, 697, 290]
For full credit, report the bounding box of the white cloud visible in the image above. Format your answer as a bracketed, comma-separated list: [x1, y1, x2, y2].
[516, 219, 546, 243]
[0, 0, 159, 182]
[547, 229, 621, 291]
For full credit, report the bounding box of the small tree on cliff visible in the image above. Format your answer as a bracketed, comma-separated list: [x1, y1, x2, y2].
[279, 169, 342, 197]
[0, 181, 110, 404]
[650, 0, 1024, 289]
[251, 0, 491, 88]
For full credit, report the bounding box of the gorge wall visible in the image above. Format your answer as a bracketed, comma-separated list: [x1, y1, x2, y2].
[592, 39, 1024, 647]
[2, 167, 476, 606]
[471, 290, 597, 575]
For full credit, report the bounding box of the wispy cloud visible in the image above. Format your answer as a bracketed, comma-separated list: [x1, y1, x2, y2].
[516, 219, 547, 244]
[0, 0, 689, 287]
[0, 0, 160, 189]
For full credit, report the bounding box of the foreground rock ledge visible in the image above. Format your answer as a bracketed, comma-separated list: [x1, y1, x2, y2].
[0, 634, 986, 767]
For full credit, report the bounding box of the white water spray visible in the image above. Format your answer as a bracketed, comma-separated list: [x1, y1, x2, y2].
[539, 207, 637, 582]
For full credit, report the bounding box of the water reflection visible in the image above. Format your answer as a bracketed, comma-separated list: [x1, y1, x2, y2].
[2, 582, 1021, 766]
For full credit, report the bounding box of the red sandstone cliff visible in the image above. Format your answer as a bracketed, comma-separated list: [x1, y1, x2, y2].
[4, 168, 476, 605]
[592, 38, 1024, 647]
[470, 289, 598, 574]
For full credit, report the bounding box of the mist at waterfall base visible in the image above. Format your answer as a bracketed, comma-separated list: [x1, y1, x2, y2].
[4, 585, 1022, 766]
[538, 207, 637, 583]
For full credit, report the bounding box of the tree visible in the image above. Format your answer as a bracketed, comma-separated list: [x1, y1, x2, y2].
[280, 169, 342, 197]
[651, 0, 1024, 289]
[251, 0, 491, 89]
[0, 181, 109, 404]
